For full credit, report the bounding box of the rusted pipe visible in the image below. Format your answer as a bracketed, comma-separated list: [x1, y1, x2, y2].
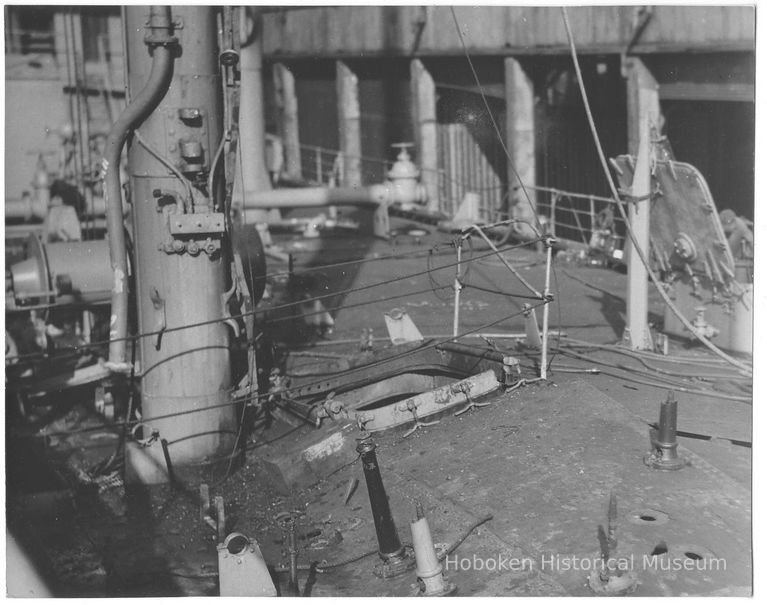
[103, 6, 176, 371]
[356, 438, 415, 577]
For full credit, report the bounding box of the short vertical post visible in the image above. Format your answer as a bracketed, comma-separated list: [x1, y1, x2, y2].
[550, 193, 557, 237]
[540, 236, 554, 380]
[452, 242, 463, 338]
[356, 438, 414, 577]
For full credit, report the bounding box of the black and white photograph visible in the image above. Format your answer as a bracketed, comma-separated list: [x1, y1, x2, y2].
[3, 2, 757, 598]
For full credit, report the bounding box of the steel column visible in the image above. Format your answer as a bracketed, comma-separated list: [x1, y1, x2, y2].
[273, 62, 302, 181]
[124, 6, 235, 478]
[504, 57, 537, 239]
[336, 61, 362, 187]
[410, 59, 439, 211]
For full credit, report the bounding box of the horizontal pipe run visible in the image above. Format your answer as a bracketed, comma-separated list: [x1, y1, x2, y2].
[243, 184, 389, 209]
[5, 197, 48, 222]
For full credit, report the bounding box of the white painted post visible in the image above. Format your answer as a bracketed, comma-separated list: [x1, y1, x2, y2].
[625, 58, 659, 350]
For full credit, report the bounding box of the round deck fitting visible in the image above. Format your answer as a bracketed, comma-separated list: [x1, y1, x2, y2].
[588, 569, 638, 596]
[643, 449, 688, 471]
[374, 545, 416, 578]
[627, 508, 670, 526]
[416, 578, 457, 597]
[668, 543, 718, 563]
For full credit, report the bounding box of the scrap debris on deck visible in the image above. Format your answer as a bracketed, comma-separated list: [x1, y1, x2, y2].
[4, 4, 755, 598]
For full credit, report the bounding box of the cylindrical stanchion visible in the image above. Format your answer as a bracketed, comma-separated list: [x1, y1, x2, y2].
[540, 235, 555, 380]
[452, 242, 463, 338]
[356, 438, 415, 577]
[644, 391, 687, 470]
[410, 501, 456, 596]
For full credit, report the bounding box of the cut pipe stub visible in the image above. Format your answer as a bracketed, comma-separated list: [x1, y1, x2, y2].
[356, 438, 415, 577]
[223, 532, 251, 555]
[410, 516, 457, 596]
[644, 392, 688, 471]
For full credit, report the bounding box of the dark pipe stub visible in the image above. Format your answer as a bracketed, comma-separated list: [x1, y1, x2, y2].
[356, 438, 415, 577]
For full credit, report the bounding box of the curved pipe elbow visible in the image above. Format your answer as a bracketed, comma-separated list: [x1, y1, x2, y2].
[104, 9, 175, 369]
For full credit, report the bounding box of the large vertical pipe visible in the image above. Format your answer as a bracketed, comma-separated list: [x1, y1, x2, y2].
[124, 6, 235, 476]
[504, 57, 537, 239]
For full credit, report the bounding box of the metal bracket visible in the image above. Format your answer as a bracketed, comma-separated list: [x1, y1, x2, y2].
[218, 532, 277, 596]
[354, 370, 500, 433]
[384, 308, 423, 345]
[523, 304, 543, 349]
[169, 212, 226, 236]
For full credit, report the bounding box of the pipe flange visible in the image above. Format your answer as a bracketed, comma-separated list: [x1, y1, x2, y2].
[627, 508, 670, 526]
[374, 545, 415, 578]
[643, 448, 688, 471]
[144, 33, 179, 47]
[672, 232, 697, 262]
[416, 577, 457, 597]
[588, 569, 638, 595]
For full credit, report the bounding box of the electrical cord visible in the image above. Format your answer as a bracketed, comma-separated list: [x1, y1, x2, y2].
[271, 512, 494, 573]
[561, 338, 751, 379]
[134, 130, 195, 211]
[555, 348, 751, 403]
[560, 7, 751, 377]
[561, 336, 740, 367]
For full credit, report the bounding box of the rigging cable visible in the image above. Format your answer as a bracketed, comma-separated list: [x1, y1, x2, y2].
[6, 238, 544, 364]
[559, 7, 751, 377]
[34, 302, 547, 440]
[449, 6, 563, 373]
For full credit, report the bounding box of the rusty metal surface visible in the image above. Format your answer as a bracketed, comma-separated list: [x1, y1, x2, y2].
[256, 367, 749, 595]
[613, 156, 734, 276]
[356, 370, 500, 432]
[366, 376, 751, 595]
